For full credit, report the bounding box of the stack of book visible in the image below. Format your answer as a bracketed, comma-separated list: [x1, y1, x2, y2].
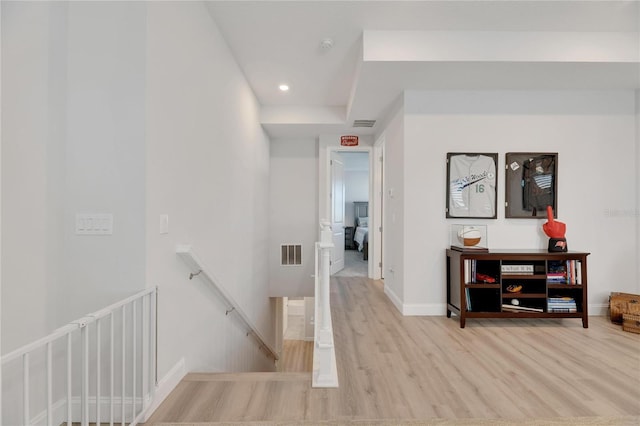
[547, 260, 583, 285]
[548, 297, 577, 313]
[547, 271, 567, 283]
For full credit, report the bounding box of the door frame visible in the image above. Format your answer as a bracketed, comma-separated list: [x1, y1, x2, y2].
[373, 135, 385, 280]
[318, 136, 381, 279]
[330, 151, 346, 274]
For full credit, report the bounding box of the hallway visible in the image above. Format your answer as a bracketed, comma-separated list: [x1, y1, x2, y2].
[145, 276, 640, 424]
[334, 249, 368, 277]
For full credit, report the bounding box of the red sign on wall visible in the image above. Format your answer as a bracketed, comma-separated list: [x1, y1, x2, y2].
[340, 135, 359, 146]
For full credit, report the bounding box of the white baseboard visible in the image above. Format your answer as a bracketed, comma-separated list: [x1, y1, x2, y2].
[589, 303, 609, 316]
[383, 285, 404, 313]
[402, 303, 446, 316]
[142, 357, 186, 422]
[30, 395, 147, 426]
[17, 358, 185, 426]
[383, 285, 445, 316]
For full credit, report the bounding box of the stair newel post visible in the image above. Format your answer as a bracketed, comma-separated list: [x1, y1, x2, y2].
[318, 221, 334, 346]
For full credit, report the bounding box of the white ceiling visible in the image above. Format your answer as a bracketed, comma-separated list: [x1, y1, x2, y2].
[206, 1, 640, 139]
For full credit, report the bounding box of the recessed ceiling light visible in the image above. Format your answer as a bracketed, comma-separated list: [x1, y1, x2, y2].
[279, 84, 289, 92]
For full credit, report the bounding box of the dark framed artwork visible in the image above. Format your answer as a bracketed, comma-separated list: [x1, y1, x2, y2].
[505, 152, 558, 218]
[446, 153, 498, 219]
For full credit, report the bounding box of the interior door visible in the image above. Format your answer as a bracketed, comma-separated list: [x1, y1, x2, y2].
[330, 151, 345, 274]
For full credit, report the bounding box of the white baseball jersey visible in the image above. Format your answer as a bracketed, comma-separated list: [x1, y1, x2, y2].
[448, 154, 496, 217]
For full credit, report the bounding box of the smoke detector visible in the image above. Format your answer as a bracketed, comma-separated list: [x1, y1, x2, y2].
[320, 38, 334, 50]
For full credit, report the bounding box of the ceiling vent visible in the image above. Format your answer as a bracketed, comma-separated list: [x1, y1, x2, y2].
[353, 120, 376, 128]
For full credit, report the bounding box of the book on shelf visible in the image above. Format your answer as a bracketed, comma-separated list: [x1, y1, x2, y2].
[465, 288, 472, 311]
[501, 264, 534, 274]
[548, 307, 577, 313]
[501, 304, 544, 313]
[463, 259, 497, 284]
[548, 260, 582, 285]
[547, 274, 567, 284]
[547, 272, 566, 278]
[548, 296, 577, 313]
[548, 296, 575, 302]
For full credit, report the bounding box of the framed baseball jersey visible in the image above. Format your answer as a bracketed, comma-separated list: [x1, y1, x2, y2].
[505, 152, 558, 218]
[446, 153, 498, 219]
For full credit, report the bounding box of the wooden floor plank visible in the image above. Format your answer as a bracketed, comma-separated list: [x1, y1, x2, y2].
[144, 277, 640, 424]
[280, 340, 313, 372]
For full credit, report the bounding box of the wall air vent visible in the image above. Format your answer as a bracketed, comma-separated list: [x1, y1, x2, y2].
[281, 244, 303, 266]
[353, 120, 376, 128]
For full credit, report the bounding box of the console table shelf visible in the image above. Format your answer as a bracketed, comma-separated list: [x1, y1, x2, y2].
[446, 249, 589, 328]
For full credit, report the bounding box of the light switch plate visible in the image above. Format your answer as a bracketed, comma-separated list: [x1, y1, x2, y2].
[76, 213, 113, 235]
[160, 214, 169, 234]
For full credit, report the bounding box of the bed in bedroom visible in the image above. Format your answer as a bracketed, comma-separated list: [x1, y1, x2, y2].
[353, 201, 369, 261]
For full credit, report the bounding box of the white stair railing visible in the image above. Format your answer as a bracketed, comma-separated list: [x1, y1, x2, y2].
[1, 287, 157, 426]
[176, 245, 279, 362]
[312, 221, 339, 387]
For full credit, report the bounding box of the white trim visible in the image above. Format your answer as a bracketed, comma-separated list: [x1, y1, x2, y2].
[141, 357, 186, 422]
[31, 395, 148, 426]
[384, 285, 446, 316]
[589, 303, 609, 316]
[384, 285, 404, 314]
[402, 303, 446, 316]
[372, 134, 385, 280]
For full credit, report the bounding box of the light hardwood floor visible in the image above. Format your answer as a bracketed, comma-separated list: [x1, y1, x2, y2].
[145, 276, 640, 424]
[335, 249, 368, 277]
[280, 340, 314, 372]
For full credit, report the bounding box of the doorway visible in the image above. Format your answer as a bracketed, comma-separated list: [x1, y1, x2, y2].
[334, 152, 369, 277]
[320, 141, 383, 279]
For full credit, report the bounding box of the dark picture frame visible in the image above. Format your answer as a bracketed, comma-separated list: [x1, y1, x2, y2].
[505, 152, 558, 219]
[446, 153, 498, 219]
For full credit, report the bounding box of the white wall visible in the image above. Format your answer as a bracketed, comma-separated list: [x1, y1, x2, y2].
[395, 90, 637, 315]
[59, 1, 147, 325]
[2, 3, 149, 423]
[145, 1, 274, 376]
[1, 1, 56, 353]
[1, 1, 146, 353]
[2, 0, 275, 400]
[636, 89, 640, 293]
[379, 102, 406, 308]
[269, 139, 318, 297]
